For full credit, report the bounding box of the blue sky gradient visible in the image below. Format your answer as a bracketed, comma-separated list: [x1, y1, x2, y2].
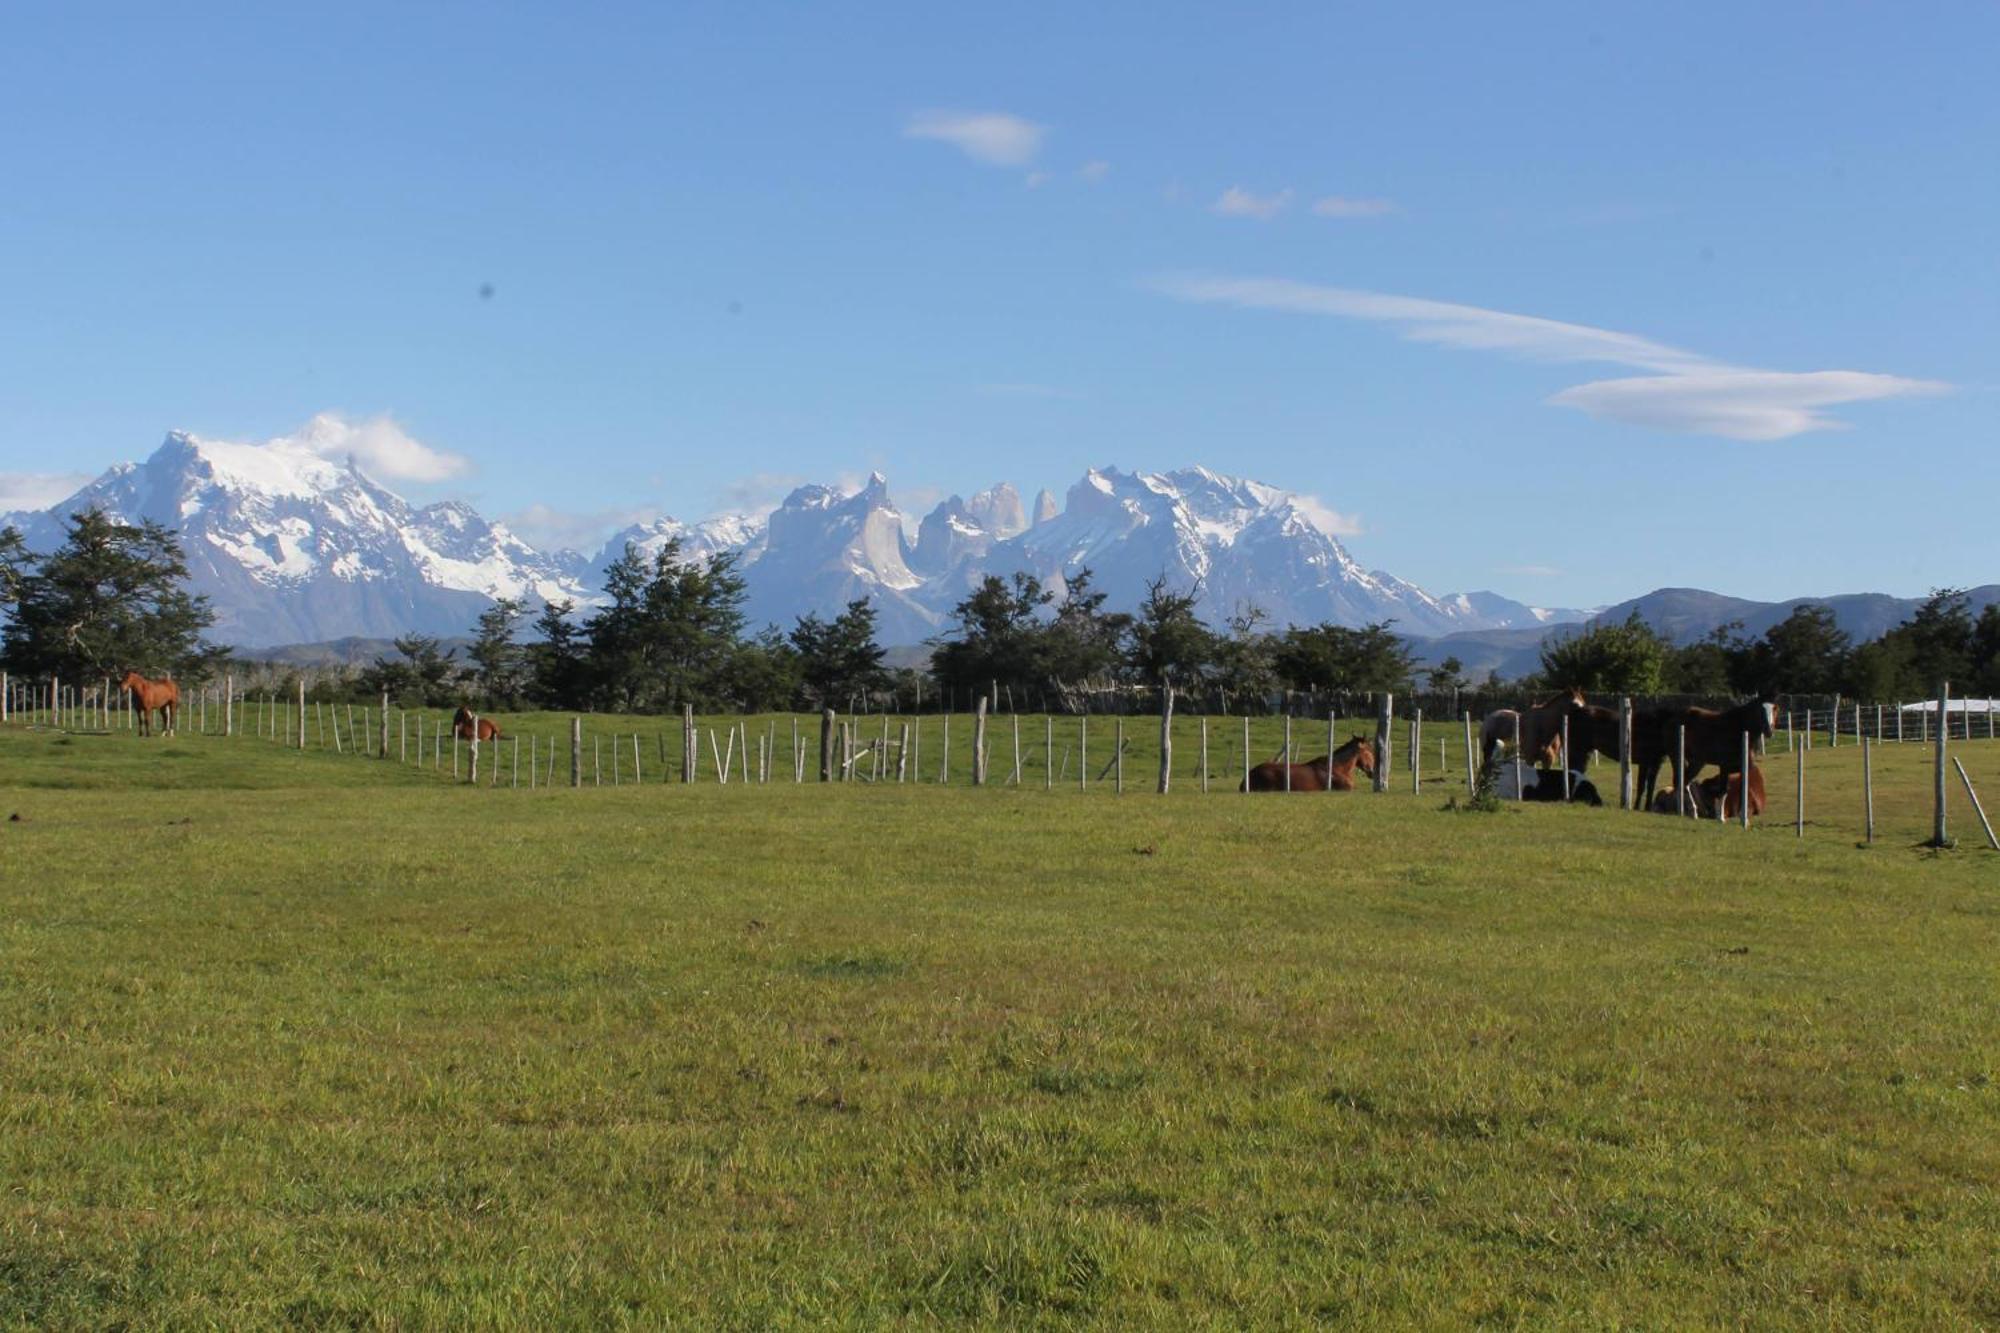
[2, 2, 1993, 606]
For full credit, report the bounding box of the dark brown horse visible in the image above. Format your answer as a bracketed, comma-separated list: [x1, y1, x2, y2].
[1571, 701, 1667, 783]
[451, 706, 503, 742]
[1243, 735, 1377, 792]
[119, 670, 179, 736]
[1643, 694, 1776, 808]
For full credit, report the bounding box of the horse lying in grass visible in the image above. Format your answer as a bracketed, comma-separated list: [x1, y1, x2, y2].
[1492, 764, 1604, 806]
[451, 706, 503, 742]
[120, 671, 179, 736]
[1243, 735, 1377, 792]
[1650, 762, 1767, 820]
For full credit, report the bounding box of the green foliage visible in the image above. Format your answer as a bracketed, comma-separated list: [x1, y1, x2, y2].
[583, 539, 749, 712]
[1538, 613, 1668, 693]
[465, 597, 526, 709]
[791, 598, 888, 709]
[930, 573, 1056, 701]
[356, 634, 458, 706]
[1123, 576, 1215, 687]
[0, 509, 224, 683]
[523, 597, 587, 709]
[1272, 620, 1416, 694]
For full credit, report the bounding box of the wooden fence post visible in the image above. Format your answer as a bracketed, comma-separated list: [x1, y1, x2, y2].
[1561, 715, 1571, 800]
[633, 733, 642, 786]
[1010, 713, 1021, 785]
[570, 717, 582, 788]
[296, 679, 306, 749]
[1829, 693, 1839, 748]
[1325, 710, 1337, 797]
[1931, 681, 1950, 847]
[1079, 716, 1087, 790]
[1241, 715, 1249, 795]
[1795, 740, 1805, 838]
[1046, 716, 1054, 791]
[1200, 716, 1209, 793]
[898, 722, 910, 783]
[379, 692, 389, 757]
[1282, 714, 1292, 791]
[1618, 697, 1633, 811]
[1374, 694, 1392, 793]
[1158, 684, 1173, 794]
[1463, 711, 1475, 790]
[1511, 711, 1523, 803]
[469, 713, 481, 785]
[1863, 732, 1874, 843]
[1739, 731, 1751, 828]
[819, 709, 835, 782]
[941, 713, 951, 784]
[973, 699, 988, 786]
[1115, 716, 1124, 794]
[1676, 725, 1687, 818]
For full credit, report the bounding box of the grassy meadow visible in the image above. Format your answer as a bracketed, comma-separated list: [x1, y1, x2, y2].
[2, 714, 1998, 1326]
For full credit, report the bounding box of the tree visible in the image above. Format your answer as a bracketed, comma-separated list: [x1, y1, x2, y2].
[1425, 655, 1469, 695]
[1973, 604, 2000, 696]
[465, 597, 526, 709]
[725, 626, 803, 714]
[1273, 621, 1417, 694]
[524, 598, 588, 710]
[584, 539, 748, 711]
[1739, 605, 1848, 694]
[791, 598, 888, 709]
[357, 634, 458, 706]
[1040, 568, 1128, 690]
[0, 509, 223, 683]
[1212, 604, 1280, 712]
[1665, 622, 1750, 694]
[1897, 588, 1974, 690]
[929, 573, 1052, 703]
[1123, 576, 1215, 687]
[1537, 613, 1668, 694]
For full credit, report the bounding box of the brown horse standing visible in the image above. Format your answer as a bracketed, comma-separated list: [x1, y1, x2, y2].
[452, 706, 502, 742]
[120, 671, 179, 736]
[1243, 735, 1377, 792]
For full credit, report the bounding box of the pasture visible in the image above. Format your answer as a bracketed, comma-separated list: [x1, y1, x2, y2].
[2, 719, 1997, 1327]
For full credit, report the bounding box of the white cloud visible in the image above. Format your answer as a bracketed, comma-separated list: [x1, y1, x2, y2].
[1213, 186, 1293, 220]
[1312, 195, 1397, 219]
[1293, 495, 1363, 537]
[0, 470, 93, 513]
[291, 412, 471, 482]
[1548, 370, 1948, 441]
[903, 110, 1045, 167]
[1149, 274, 1946, 440]
[501, 502, 661, 554]
[1077, 160, 1110, 183]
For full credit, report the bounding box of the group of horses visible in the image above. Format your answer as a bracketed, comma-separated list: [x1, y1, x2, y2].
[1244, 686, 1777, 817]
[111, 673, 504, 745]
[115, 665, 1768, 816]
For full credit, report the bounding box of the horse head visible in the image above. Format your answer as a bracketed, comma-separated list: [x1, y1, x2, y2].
[1350, 735, 1377, 777]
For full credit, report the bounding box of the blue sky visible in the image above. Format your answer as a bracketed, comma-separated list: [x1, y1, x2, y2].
[1, 2, 1993, 608]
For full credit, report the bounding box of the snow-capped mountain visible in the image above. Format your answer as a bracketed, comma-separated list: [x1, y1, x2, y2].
[1, 426, 592, 645]
[2, 429, 1583, 647]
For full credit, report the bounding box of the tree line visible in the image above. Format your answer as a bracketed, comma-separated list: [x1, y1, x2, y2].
[5, 511, 1995, 713]
[1533, 593, 2000, 701]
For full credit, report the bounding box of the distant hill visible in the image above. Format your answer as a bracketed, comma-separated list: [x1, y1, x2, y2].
[1590, 586, 2000, 645]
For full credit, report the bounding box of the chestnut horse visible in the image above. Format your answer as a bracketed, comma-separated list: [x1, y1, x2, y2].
[451, 706, 503, 742]
[120, 671, 179, 736]
[1243, 735, 1377, 792]
[1479, 689, 1587, 768]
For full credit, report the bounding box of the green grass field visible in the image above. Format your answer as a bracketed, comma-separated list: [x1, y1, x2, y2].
[2, 717, 1997, 1327]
